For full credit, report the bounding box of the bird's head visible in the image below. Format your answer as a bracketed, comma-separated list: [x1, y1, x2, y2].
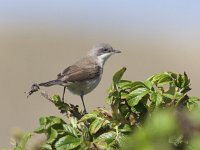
[88, 43, 121, 66]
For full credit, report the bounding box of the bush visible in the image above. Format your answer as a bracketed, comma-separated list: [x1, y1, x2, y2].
[3, 68, 200, 150]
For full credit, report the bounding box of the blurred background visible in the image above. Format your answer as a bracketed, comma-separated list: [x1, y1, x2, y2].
[0, 0, 200, 148]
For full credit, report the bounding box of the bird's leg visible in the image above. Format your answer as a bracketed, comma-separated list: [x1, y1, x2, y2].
[62, 86, 66, 102]
[80, 95, 87, 114]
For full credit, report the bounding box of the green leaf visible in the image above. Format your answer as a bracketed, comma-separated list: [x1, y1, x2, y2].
[118, 124, 132, 133]
[41, 144, 52, 150]
[55, 135, 82, 150]
[150, 92, 163, 106]
[52, 95, 61, 102]
[175, 73, 189, 89]
[48, 116, 64, 124]
[144, 80, 153, 89]
[113, 67, 126, 84]
[35, 116, 65, 133]
[187, 97, 199, 111]
[17, 133, 32, 148]
[162, 93, 174, 99]
[155, 94, 163, 106]
[63, 124, 78, 137]
[47, 128, 58, 144]
[130, 81, 146, 91]
[150, 92, 157, 102]
[34, 117, 49, 133]
[157, 75, 172, 86]
[126, 88, 149, 107]
[119, 104, 130, 117]
[118, 80, 133, 90]
[183, 72, 190, 87]
[152, 73, 172, 85]
[94, 131, 117, 146]
[89, 118, 104, 134]
[79, 113, 97, 122]
[121, 91, 129, 99]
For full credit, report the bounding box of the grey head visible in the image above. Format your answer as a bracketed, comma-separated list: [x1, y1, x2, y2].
[88, 43, 121, 65]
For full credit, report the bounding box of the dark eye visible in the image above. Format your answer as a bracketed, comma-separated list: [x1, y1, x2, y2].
[104, 48, 108, 52]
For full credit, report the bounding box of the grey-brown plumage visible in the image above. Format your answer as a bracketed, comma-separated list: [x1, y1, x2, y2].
[29, 43, 121, 113]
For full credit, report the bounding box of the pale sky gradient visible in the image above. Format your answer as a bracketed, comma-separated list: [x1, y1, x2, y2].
[0, 1, 200, 148]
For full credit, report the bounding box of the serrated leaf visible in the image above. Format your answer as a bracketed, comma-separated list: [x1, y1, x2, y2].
[127, 88, 149, 106]
[89, 118, 104, 134]
[55, 135, 82, 150]
[113, 67, 126, 84]
[47, 128, 58, 144]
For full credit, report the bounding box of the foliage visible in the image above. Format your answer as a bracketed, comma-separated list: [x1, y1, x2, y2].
[3, 67, 200, 150]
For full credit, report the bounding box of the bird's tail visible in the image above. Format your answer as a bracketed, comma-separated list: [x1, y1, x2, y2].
[27, 80, 62, 98]
[38, 80, 62, 87]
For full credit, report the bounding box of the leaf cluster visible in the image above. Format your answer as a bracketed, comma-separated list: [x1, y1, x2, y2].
[3, 68, 200, 150]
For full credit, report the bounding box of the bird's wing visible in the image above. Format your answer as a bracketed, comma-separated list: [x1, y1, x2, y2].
[57, 64, 102, 82]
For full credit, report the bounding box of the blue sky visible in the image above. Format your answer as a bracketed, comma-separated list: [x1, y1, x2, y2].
[0, 0, 200, 52]
[1, 0, 200, 29]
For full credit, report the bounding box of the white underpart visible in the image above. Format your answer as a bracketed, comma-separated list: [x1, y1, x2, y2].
[97, 53, 113, 67]
[66, 77, 102, 96]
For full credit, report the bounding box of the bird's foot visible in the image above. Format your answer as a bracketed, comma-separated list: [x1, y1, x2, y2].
[83, 109, 88, 115]
[61, 97, 65, 102]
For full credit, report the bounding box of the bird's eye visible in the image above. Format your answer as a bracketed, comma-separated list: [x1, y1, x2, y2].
[104, 49, 108, 52]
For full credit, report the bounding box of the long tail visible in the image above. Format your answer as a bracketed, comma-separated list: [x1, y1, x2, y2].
[38, 80, 62, 87]
[27, 80, 63, 98]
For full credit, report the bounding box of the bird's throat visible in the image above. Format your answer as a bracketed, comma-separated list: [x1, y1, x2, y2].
[97, 53, 112, 67]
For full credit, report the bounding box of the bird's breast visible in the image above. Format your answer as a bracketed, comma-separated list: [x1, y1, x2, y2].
[66, 76, 102, 96]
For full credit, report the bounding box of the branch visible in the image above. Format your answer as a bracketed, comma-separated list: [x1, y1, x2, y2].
[40, 91, 84, 120]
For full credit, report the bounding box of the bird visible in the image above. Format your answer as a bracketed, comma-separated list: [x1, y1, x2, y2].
[29, 43, 121, 113]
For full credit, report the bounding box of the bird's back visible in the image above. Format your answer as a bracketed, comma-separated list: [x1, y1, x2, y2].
[57, 56, 102, 83]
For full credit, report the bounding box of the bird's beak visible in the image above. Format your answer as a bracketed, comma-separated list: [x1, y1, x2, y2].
[113, 49, 121, 53]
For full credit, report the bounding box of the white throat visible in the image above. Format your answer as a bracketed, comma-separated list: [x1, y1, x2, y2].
[96, 53, 112, 67]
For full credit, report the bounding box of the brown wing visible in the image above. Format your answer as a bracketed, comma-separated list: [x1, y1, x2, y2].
[57, 65, 101, 82]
